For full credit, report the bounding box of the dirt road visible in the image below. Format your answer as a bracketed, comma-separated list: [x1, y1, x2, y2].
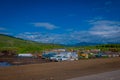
[67, 70, 120, 80]
[0, 58, 120, 80]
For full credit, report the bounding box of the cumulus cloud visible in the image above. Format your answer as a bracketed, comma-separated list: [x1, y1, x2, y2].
[0, 27, 6, 31]
[89, 20, 120, 26]
[0, 32, 12, 35]
[32, 22, 59, 30]
[89, 20, 120, 37]
[87, 19, 120, 43]
[16, 20, 120, 44]
[0, 27, 13, 35]
[16, 32, 69, 44]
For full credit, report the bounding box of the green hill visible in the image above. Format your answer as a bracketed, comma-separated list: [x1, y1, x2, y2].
[0, 34, 64, 53]
[0, 34, 120, 54]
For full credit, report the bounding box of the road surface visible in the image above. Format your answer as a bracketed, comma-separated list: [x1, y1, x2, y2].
[68, 70, 120, 80]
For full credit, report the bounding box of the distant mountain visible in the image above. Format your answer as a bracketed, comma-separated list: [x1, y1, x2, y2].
[65, 42, 100, 46]
[75, 42, 100, 46]
[66, 40, 120, 46]
[70, 42, 120, 46]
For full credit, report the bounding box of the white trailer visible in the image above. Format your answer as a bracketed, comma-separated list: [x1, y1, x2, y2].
[18, 53, 33, 57]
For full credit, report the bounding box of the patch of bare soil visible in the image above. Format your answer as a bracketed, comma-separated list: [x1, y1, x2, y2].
[0, 57, 51, 65]
[0, 58, 120, 80]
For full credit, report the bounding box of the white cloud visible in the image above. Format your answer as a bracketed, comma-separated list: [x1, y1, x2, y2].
[0, 32, 12, 35]
[0, 27, 6, 31]
[89, 20, 120, 37]
[89, 20, 120, 26]
[16, 20, 120, 44]
[32, 22, 59, 30]
[16, 32, 73, 44]
[87, 19, 120, 43]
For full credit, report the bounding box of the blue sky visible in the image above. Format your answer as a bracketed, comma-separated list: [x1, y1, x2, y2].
[0, 0, 120, 44]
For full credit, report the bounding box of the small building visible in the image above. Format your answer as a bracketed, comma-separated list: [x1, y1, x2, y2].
[90, 49, 101, 53]
[18, 53, 33, 57]
[52, 49, 66, 52]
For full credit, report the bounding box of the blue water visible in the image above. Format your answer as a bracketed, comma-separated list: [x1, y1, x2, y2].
[0, 62, 12, 67]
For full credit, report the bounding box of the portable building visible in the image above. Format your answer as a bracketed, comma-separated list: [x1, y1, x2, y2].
[18, 53, 33, 57]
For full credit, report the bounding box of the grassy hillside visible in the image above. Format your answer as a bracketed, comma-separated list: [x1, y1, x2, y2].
[0, 34, 120, 54]
[0, 34, 64, 53]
